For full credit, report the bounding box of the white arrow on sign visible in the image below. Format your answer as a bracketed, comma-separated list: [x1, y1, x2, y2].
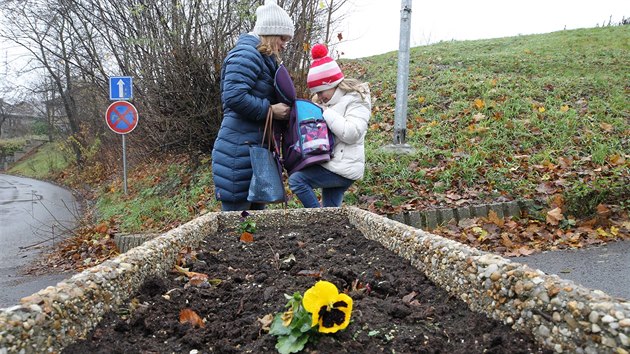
[117, 79, 126, 98]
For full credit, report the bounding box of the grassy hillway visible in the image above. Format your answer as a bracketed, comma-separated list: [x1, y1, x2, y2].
[8, 26, 629, 272]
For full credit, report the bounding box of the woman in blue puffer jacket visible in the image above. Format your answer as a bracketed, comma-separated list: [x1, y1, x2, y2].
[212, 0, 293, 211]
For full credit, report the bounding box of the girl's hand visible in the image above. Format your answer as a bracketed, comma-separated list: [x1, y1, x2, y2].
[271, 103, 290, 120]
[310, 94, 325, 110]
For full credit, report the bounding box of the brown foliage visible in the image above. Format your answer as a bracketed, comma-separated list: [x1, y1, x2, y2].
[2, 0, 349, 165]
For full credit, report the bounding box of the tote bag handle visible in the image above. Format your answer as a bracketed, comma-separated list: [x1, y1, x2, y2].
[261, 107, 278, 154]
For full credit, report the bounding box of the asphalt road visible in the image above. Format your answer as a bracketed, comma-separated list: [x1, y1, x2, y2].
[0, 174, 77, 308]
[513, 240, 630, 300]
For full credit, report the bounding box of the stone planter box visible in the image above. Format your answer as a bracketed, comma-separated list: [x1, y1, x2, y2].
[1, 207, 628, 353]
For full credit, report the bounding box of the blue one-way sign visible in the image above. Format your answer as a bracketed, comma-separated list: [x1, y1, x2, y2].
[109, 76, 133, 101]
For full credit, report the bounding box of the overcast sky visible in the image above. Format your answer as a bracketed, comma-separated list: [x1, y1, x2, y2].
[335, 0, 628, 58]
[1, 1, 628, 100]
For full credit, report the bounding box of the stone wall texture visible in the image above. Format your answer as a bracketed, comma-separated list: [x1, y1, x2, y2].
[1, 207, 628, 353]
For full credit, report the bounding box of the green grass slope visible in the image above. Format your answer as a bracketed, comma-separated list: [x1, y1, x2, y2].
[342, 26, 629, 215]
[7, 142, 70, 180]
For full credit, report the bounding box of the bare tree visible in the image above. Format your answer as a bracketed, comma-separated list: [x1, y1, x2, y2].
[0, 98, 8, 138]
[0, 0, 351, 170]
[1, 0, 89, 165]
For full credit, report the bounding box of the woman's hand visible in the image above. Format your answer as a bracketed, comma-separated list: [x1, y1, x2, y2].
[271, 103, 291, 120]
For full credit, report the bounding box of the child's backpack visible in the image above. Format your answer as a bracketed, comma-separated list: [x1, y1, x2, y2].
[274, 64, 334, 175]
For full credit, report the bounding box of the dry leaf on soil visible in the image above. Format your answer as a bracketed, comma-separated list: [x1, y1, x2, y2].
[240, 232, 254, 243]
[179, 308, 205, 328]
[258, 314, 273, 331]
[402, 291, 417, 304]
[174, 264, 209, 286]
[297, 269, 323, 277]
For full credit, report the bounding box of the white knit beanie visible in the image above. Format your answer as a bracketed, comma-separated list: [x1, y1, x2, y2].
[253, 0, 295, 38]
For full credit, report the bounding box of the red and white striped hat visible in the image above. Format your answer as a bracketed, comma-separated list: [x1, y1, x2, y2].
[307, 44, 344, 93]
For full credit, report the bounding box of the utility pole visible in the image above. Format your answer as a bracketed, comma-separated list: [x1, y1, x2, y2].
[383, 0, 415, 154]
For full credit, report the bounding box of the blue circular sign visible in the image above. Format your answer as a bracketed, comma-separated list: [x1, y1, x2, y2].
[105, 101, 139, 134]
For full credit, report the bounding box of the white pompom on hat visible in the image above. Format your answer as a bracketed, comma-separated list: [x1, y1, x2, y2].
[253, 0, 295, 39]
[307, 44, 345, 93]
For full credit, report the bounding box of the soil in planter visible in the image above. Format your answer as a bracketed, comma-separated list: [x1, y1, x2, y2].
[63, 215, 551, 354]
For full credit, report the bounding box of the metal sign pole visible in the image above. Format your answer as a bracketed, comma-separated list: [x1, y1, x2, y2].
[393, 0, 412, 145]
[122, 134, 128, 194]
[107, 77, 136, 195]
[381, 0, 415, 154]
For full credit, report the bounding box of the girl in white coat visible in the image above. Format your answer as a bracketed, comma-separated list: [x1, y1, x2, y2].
[288, 44, 371, 208]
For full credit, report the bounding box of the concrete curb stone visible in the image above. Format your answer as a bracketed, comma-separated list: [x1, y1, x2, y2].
[387, 199, 536, 230]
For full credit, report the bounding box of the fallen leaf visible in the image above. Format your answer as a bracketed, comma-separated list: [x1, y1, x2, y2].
[550, 194, 565, 209]
[505, 246, 535, 257]
[536, 182, 557, 195]
[174, 265, 209, 280]
[610, 226, 619, 237]
[458, 218, 477, 228]
[446, 193, 462, 200]
[402, 291, 417, 303]
[596, 228, 610, 238]
[282, 254, 296, 264]
[297, 270, 322, 277]
[599, 122, 613, 132]
[505, 220, 519, 230]
[596, 204, 611, 218]
[608, 154, 626, 166]
[176, 247, 198, 266]
[455, 199, 469, 206]
[472, 226, 489, 241]
[546, 208, 564, 226]
[179, 309, 205, 328]
[500, 233, 513, 248]
[240, 232, 254, 243]
[258, 314, 274, 331]
[543, 160, 556, 171]
[188, 274, 209, 287]
[487, 210, 504, 227]
[472, 112, 486, 122]
[518, 247, 535, 256]
[558, 156, 572, 168]
[578, 218, 597, 228]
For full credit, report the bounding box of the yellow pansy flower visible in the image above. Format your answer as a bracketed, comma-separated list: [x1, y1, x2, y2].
[302, 281, 353, 333]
